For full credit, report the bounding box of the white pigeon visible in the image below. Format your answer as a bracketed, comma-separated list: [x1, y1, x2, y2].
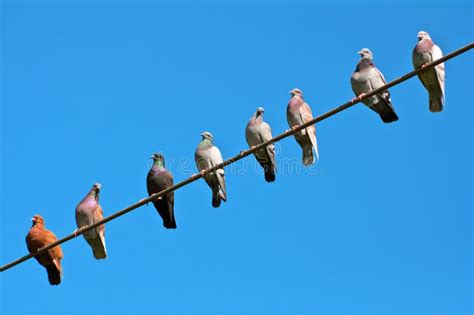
[195, 132, 227, 208]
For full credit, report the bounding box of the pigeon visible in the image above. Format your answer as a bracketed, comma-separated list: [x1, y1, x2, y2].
[286, 88, 319, 166]
[412, 31, 445, 112]
[75, 183, 107, 259]
[195, 131, 227, 207]
[147, 153, 176, 229]
[245, 107, 277, 182]
[351, 48, 399, 123]
[25, 215, 63, 285]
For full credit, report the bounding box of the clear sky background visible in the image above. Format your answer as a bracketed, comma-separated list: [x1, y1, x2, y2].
[1, 1, 472, 314]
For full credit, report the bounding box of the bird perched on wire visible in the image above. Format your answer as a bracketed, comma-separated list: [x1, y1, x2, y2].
[75, 183, 107, 259]
[245, 107, 277, 182]
[147, 153, 176, 229]
[351, 48, 399, 123]
[25, 215, 63, 285]
[412, 31, 445, 112]
[195, 131, 227, 207]
[287, 88, 319, 166]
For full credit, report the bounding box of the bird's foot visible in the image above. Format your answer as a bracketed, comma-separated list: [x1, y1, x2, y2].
[73, 227, 84, 237]
[200, 170, 207, 177]
[420, 63, 429, 69]
[291, 125, 299, 132]
[352, 93, 366, 103]
[149, 193, 163, 201]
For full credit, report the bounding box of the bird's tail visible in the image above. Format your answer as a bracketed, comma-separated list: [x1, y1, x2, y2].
[264, 164, 276, 182]
[429, 63, 445, 113]
[429, 90, 444, 112]
[46, 263, 62, 285]
[86, 235, 107, 259]
[308, 128, 319, 162]
[163, 215, 177, 229]
[302, 144, 315, 166]
[216, 172, 227, 202]
[153, 199, 177, 229]
[376, 100, 399, 123]
[212, 188, 221, 208]
[93, 248, 107, 259]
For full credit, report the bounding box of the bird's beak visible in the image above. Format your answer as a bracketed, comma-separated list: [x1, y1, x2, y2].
[30, 217, 35, 222]
[288, 91, 292, 94]
[150, 155, 154, 159]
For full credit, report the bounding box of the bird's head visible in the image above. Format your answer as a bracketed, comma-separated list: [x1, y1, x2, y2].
[31, 214, 45, 227]
[417, 31, 431, 41]
[150, 152, 164, 161]
[358, 48, 373, 60]
[150, 152, 165, 167]
[200, 131, 214, 141]
[289, 88, 303, 97]
[92, 183, 101, 200]
[256, 106, 265, 117]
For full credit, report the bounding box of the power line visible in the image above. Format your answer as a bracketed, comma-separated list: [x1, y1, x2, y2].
[1, 42, 472, 273]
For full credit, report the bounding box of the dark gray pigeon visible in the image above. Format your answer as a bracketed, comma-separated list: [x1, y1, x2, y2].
[75, 183, 107, 259]
[245, 107, 276, 182]
[286, 88, 319, 166]
[413, 31, 445, 112]
[351, 48, 399, 123]
[147, 153, 176, 229]
[195, 132, 227, 207]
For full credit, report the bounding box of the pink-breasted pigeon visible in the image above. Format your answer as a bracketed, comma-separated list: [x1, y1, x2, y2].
[286, 88, 319, 166]
[245, 107, 276, 182]
[75, 183, 107, 259]
[413, 31, 445, 112]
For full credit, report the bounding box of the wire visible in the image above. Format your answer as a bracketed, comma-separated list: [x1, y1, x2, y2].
[1, 42, 473, 273]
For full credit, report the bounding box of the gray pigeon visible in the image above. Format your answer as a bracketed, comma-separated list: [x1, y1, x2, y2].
[412, 31, 445, 112]
[351, 48, 399, 123]
[147, 153, 176, 229]
[75, 183, 107, 259]
[286, 88, 319, 166]
[245, 107, 276, 182]
[195, 132, 227, 207]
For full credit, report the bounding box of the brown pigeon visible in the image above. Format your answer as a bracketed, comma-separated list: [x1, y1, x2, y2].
[412, 31, 445, 112]
[147, 153, 177, 229]
[286, 88, 319, 166]
[75, 183, 107, 259]
[25, 215, 63, 285]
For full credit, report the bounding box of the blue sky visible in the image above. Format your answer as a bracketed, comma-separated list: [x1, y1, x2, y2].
[1, 1, 472, 314]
